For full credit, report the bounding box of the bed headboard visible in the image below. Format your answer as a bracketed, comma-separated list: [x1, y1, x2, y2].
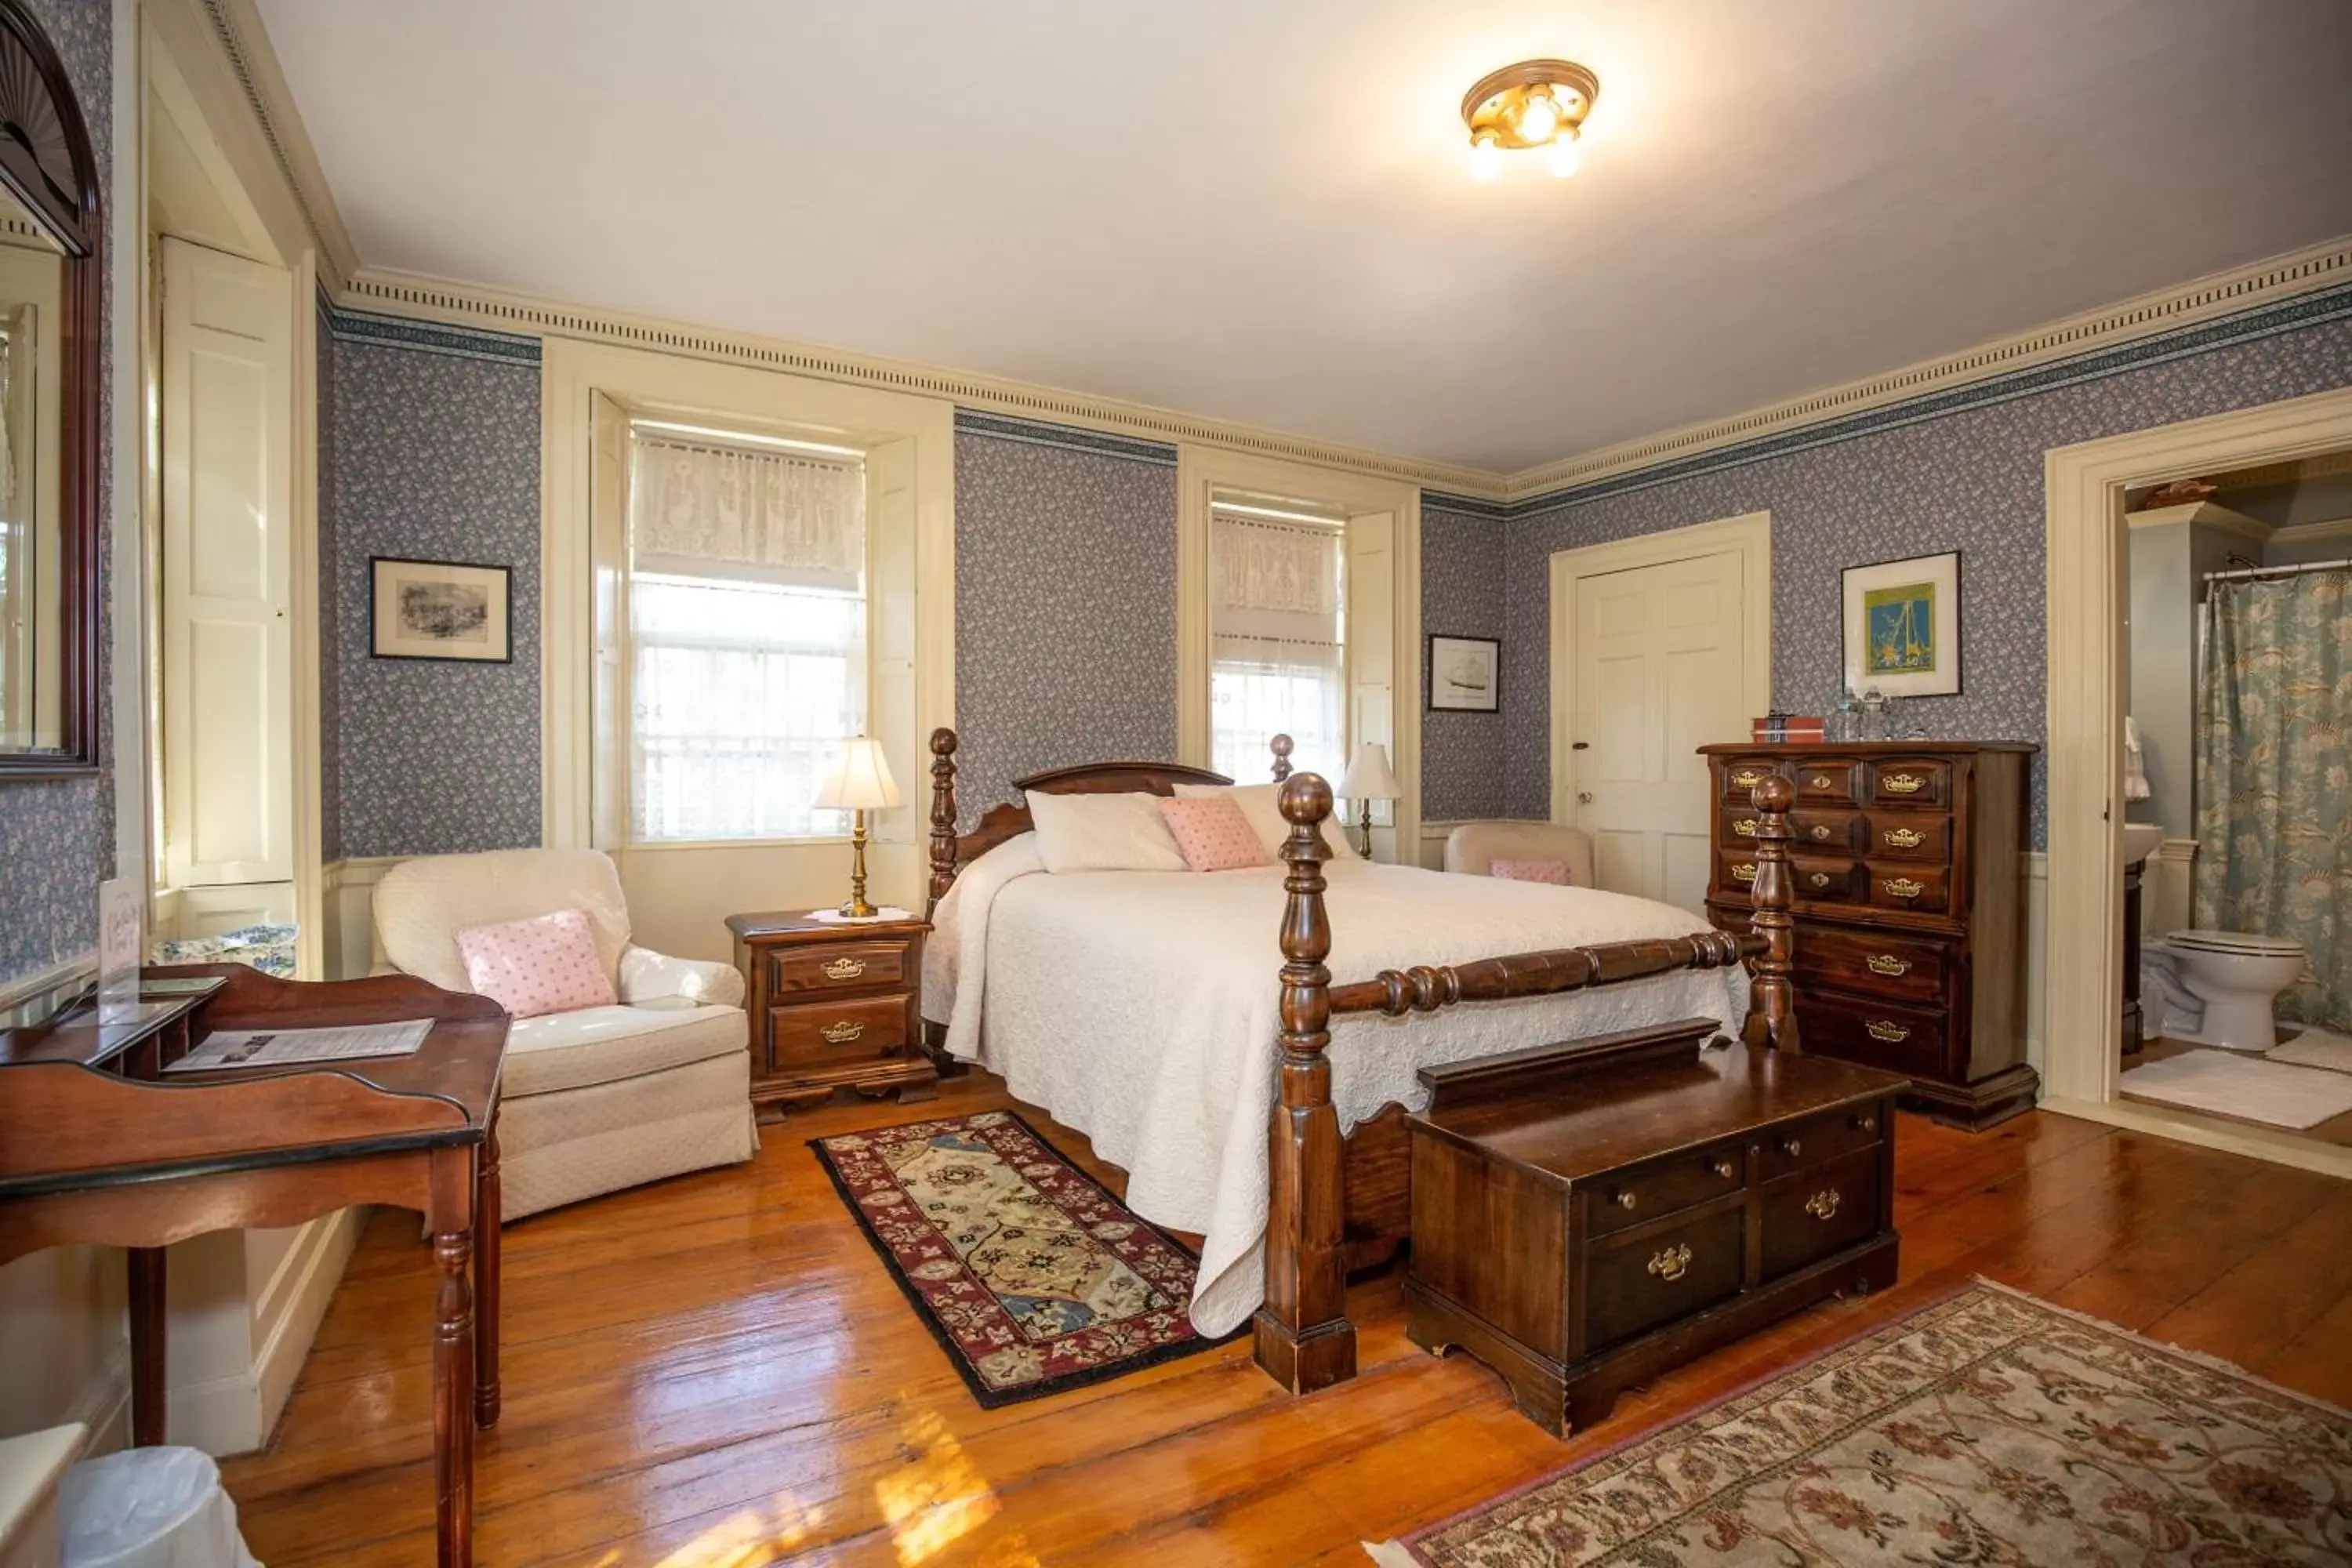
[925, 728, 1290, 908]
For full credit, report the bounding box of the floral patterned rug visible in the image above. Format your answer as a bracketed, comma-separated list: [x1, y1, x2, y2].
[1376, 1279, 2352, 1566]
[811, 1110, 1225, 1406]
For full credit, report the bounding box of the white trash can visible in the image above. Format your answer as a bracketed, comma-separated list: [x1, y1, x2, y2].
[57, 1448, 260, 1568]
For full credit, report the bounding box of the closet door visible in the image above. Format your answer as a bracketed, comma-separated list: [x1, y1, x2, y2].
[160, 238, 295, 890]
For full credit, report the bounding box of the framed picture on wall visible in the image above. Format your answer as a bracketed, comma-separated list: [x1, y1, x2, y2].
[371, 557, 513, 663]
[1428, 634, 1501, 712]
[1842, 550, 1960, 697]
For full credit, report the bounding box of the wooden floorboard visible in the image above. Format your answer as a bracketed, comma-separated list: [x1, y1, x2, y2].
[217, 1072, 2352, 1567]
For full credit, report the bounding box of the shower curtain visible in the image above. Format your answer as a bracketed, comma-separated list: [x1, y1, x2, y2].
[2193, 568, 2351, 1030]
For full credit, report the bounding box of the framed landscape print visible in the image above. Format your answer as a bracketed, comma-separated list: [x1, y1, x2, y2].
[1842, 550, 1960, 698]
[1428, 634, 1501, 712]
[371, 557, 512, 663]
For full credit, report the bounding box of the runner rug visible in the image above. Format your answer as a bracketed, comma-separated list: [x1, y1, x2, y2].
[1372, 1279, 2352, 1566]
[811, 1109, 1224, 1406]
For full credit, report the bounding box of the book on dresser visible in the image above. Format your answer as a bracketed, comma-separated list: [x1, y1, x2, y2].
[1699, 742, 2038, 1130]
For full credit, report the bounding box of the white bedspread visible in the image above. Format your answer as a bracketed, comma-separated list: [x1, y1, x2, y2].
[923, 837, 1749, 1336]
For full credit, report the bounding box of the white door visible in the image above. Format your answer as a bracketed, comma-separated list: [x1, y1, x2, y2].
[160, 238, 295, 894]
[1564, 548, 1754, 913]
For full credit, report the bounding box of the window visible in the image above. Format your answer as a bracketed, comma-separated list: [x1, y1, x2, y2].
[1209, 506, 1345, 782]
[626, 426, 866, 842]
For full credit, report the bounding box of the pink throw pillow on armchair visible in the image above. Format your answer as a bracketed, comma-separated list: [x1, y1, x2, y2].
[1490, 858, 1572, 885]
[452, 907, 617, 1018]
[1156, 796, 1273, 872]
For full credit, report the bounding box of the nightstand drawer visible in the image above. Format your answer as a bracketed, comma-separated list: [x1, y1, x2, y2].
[769, 993, 911, 1069]
[771, 940, 911, 995]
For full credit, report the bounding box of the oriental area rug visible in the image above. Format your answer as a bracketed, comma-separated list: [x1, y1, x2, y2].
[1374, 1279, 2352, 1567]
[811, 1109, 1225, 1406]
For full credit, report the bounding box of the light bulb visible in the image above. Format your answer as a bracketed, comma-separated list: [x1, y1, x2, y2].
[1546, 132, 1583, 180]
[1468, 135, 1501, 182]
[1516, 89, 1560, 143]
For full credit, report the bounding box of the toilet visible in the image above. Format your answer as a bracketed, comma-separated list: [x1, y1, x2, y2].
[2139, 929, 2308, 1052]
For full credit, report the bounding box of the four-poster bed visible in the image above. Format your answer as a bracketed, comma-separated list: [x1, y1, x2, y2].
[921, 727, 1802, 1393]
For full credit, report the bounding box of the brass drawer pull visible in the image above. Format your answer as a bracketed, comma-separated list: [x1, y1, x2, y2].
[1612, 1189, 1638, 1210]
[1851, 1112, 1878, 1134]
[819, 1020, 867, 1044]
[1882, 826, 1926, 849]
[1807, 872, 1833, 890]
[1712, 1156, 1737, 1179]
[1882, 877, 1926, 899]
[822, 956, 868, 982]
[1809, 824, 1833, 840]
[1808, 774, 1835, 790]
[1866, 953, 1911, 977]
[1866, 1019, 1911, 1044]
[1733, 863, 1757, 884]
[1733, 818, 1759, 837]
[1778, 1136, 1801, 1158]
[1646, 1243, 1692, 1282]
[1732, 768, 1768, 789]
[1882, 773, 1926, 795]
[1805, 1189, 1842, 1221]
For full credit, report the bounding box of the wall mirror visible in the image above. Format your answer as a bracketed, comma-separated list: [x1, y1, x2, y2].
[0, 0, 101, 775]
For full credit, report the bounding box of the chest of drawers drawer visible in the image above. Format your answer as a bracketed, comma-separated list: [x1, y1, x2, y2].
[1867, 863, 1951, 914]
[771, 939, 912, 996]
[1793, 925, 1951, 1005]
[1798, 990, 1950, 1080]
[768, 993, 913, 1071]
[1864, 811, 1950, 862]
[1870, 760, 1950, 806]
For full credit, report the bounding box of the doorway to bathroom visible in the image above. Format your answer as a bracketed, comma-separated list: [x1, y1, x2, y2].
[2044, 386, 2352, 1179]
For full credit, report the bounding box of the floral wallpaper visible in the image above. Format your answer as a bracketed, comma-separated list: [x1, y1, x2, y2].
[1420, 503, 1508, 821]
[323, 311, 543, 858]
[1497, 299, 2352, 845]
[953, 414, 1179, 823]
[0, 0, 111, 988]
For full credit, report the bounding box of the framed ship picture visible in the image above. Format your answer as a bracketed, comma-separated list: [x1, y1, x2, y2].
[371, 557, 513, 663]
[1428, 634, 1501, 712]
[1842, 550, 1960, 698]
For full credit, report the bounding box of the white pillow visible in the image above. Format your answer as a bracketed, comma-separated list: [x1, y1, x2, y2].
[1173, 781, 1352, 862]
[1025, 790, 1189, 873]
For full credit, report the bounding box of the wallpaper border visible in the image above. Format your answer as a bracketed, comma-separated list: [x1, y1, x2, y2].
[326, 304, 542, 367]
[954, 408, 1178, 467]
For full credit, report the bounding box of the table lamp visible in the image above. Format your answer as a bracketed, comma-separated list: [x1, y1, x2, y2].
[814, 736, 902, 918]
[1337, 742, 1400, 859]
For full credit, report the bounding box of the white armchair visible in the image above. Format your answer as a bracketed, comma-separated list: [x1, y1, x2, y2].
[372, 847, 758, 1221]
[1443, 820, 1599, 887]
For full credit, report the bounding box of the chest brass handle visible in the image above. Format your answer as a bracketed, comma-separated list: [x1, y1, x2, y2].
[1809, 774, 1835, 789]
[1612, 1189, 1638, 1210]
[1805, 1189, 1842, 1221]
[1733, 863, 1758, 884]
[1732, 769, 1767, 789]
[820, 1020, 867, 1044]
[1882, 877, 1926, 900]
[1809, 824, 1833, 840]
[1712, 1156, 1737, 1179]
[1779, 1137, 1802, 1158]
[1646, 1243, 1692, 1282]
[1882, 774, 1926, 795]
[822, 956, 868, 981]
[1866, 953, 1911, 977]
[1808, 872, 1832, 890]
[1882, 827, 1926, 849]
[1851, 1112, 1878, 1134]
[1866, 1019, 1911, 1044]
[1733, 818, 1759, 837]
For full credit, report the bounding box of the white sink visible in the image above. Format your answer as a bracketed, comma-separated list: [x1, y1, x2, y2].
[2122, 822, 2165, 867]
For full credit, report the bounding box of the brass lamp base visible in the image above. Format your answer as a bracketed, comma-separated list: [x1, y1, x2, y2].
[1354, 802, 1374, 859]
[839, 810, 878, 918]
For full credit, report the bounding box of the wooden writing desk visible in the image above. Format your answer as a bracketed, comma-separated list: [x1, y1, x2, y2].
[0, 964, 507, 1567]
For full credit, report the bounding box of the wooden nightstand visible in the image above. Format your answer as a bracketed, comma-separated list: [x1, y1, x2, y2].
[726, 910, 938, 1118]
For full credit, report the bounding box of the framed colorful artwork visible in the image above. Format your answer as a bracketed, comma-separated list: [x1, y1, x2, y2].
[1842, 550, 1961, 698]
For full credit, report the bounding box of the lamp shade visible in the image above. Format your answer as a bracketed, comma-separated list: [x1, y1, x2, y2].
[813, 736, 902, 811]
[1338, 742, 1401, 801]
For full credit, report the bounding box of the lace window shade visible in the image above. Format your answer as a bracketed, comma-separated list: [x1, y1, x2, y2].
[627, 434, 867, 842]
[1210, 512, 1345, 783]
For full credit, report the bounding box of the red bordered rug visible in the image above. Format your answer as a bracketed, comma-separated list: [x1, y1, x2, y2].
[810, 1109, 1229, 1406]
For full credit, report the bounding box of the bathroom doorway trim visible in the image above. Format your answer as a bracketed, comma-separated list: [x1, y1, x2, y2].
[2043, 383, 2352, 1178]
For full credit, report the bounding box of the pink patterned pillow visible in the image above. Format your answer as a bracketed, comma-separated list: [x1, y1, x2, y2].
[1491, 858, 1571, 885]
[452, 908, 616, 1018]
[1157, 796, 1273, 872]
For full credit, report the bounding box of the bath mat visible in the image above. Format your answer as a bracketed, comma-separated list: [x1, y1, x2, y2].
[810, 1109, 1226, 1406]
[2121, 1047, 2352, 1130]
[2269, 1026, 2352, 1076]
[1368, 1279, 2352, 1567]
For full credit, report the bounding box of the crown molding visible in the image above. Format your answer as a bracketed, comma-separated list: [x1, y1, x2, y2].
[339, 267, 1509, 499]
[192, 0, 362, 290]
[1501, 235, 2352, 503]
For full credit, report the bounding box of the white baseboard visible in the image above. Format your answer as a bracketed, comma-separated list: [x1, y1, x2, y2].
[166, 1209, 362, 1457]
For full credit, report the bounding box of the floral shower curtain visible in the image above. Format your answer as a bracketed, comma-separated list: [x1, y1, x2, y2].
[2192, 569, 2352, 1029]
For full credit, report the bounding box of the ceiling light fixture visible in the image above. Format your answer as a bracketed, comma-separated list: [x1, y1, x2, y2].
[1461, 59, 1599, 181]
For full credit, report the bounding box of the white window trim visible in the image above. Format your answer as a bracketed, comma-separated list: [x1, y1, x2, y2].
[1177, 444, 1421, 860]
[542, 338, 953, 922]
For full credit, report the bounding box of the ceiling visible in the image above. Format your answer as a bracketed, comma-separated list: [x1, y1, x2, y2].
[253, 0, 2352, 474]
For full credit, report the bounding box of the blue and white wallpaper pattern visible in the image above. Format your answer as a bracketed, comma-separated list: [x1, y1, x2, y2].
[953, 414, 1179, 822]
[1420, 505, 1508, 821]
[1495, 303, 2352, 845]
[323, 313, 543, 858]
[0, 0, 111, 987]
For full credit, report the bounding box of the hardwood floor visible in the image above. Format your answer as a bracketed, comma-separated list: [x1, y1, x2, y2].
[219, 1073, 2352, 1567]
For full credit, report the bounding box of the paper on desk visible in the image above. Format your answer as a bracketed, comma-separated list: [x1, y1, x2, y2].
[165, 1018, 433, 1073]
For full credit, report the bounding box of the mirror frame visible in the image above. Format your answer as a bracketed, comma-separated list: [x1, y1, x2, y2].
[0, 0, 102, 777]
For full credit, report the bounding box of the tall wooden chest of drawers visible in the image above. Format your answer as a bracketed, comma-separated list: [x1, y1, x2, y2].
[1700, 742, 2038, 1129]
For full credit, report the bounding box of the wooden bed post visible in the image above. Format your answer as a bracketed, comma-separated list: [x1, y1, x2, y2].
[927, 727, 960, 913]
[1269, 733, 1293, 782]
[1741, 775, 1801, 1054]
[1254, 771, 1356, 1393]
